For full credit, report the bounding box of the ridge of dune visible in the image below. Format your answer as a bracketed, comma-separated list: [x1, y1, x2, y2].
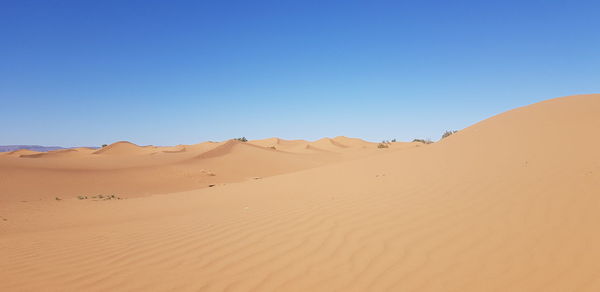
[71, 147, 97, 151]
[2, 94, 600, 291]
[20, 148, 80, 158]
[189, 139, 331, 166]
[92, 141, 152, 155]
[248, 138, 310, 149]
[192, 139, 260, 160]
[248, 137, 282, 147]
[248, 138, 324, 154]
[248, 137, 377, 153]
[307, 137, 349, 151]
[430, 94, 600, 169]
[331, 136, 373, 147]
[19, 147, 99, 158]
[178, 141, 224, 153]
[4, 149, 41, 157]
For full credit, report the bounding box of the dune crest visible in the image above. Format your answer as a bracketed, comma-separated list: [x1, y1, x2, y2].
[92, 141, 152, 155]
[4, 149, 41, 157]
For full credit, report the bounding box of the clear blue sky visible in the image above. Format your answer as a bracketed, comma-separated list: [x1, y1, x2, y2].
[1, 0, 599, 147]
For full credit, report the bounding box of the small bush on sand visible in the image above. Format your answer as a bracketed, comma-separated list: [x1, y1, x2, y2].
[441, 130, 458, 139]
[234, 137, 248, 142]
[378, 140, 391, 148]
[412, 138, 433, 144]
[89, 194, 121, 200]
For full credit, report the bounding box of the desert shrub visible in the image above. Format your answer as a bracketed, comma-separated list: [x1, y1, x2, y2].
[102, 144, 108, 147]
[412, 138, 433, 144]
[379, 139, 396, 146]
[234, 137, 248, 142]
[441, 130, 458, 139]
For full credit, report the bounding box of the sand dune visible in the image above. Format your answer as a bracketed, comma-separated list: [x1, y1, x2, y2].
[247, 137, 289, 147]
[0, 138, 382, 202]
[309, 137, 349, 150]
[158, 145, 187, 153]
[331, 136, 373, 147]
[19, 148, 97, 158]
[249, 136, 381, 154]
[1, 94, 600, 291]
[92, 141, 157, 155]
[3, 149, 41, 157]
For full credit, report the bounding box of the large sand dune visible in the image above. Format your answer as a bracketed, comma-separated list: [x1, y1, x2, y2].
[1, 94, 599, 291]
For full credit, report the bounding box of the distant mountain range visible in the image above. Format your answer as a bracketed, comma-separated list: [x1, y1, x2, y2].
[0, 145, 98, 152]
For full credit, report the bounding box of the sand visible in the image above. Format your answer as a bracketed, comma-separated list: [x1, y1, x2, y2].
[1, 94, 599, 291]
[0, 137, 389, 203]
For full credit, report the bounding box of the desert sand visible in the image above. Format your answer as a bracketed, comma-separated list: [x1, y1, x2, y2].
[0, 137, 409, 203]
[1, 94, 600, 291]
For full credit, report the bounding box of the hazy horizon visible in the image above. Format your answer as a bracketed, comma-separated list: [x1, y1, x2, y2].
[2, 1, 599, 146]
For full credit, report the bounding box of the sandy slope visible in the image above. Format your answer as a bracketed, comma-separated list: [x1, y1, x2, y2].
[1, 94, 600, 291]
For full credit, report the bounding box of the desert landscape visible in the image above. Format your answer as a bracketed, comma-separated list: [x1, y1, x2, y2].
[1, 94, 600, 291]
[3, 1, 600, 290]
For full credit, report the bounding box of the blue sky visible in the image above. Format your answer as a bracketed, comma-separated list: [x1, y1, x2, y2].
[1, 0, 599, 146]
